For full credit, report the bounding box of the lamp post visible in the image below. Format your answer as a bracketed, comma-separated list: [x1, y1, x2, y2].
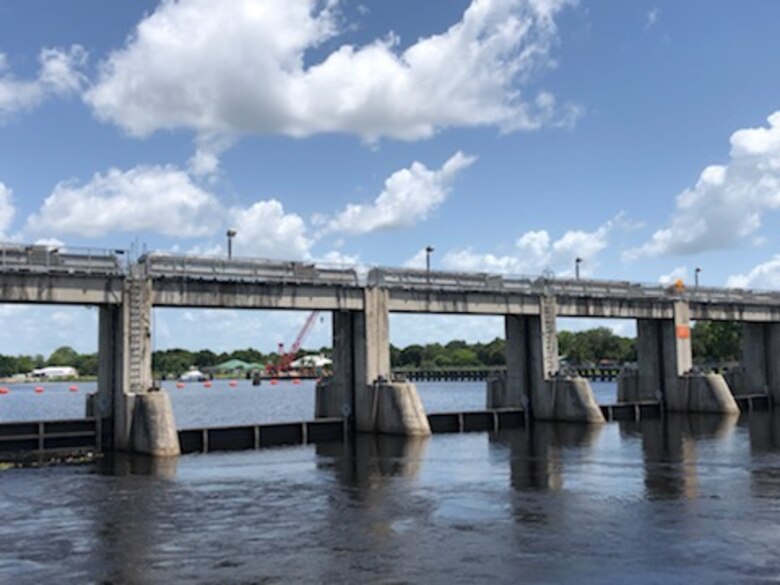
[226, 229, 237, 260]
[425, 245, 434, 273]
[695, 266, 701, 288]
[575, 257, 582, 280]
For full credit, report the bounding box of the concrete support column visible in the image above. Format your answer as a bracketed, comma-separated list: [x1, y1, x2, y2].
[500, 315, 532, 409]
[495, 297, 559, 414]
[741, 322, 780, 400]
[634, 302, 693, 403]
[126, 276, 154, 394]
[318, 311, 355, 420]
[670, 301, 693, 382]
[354, 288, 391, 432]
[742, 323, 769, 394]
[95, 304, 131, 450]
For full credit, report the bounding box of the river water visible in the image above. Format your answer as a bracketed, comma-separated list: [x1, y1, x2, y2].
[2, 381, 780, 583]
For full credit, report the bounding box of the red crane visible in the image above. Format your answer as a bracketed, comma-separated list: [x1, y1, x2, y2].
[267, 311, 320, 375]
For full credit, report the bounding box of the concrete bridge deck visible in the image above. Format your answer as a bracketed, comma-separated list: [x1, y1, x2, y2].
[1, 245, 779, 456]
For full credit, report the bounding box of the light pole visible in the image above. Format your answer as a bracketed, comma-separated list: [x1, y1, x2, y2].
[226, 229, 237, 260]
[575, 257, 582, 280]
[695, 266, 701, 288]
[425, 245, 434, 273]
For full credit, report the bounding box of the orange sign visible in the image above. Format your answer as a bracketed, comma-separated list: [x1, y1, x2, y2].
[676, 325, 690, 339]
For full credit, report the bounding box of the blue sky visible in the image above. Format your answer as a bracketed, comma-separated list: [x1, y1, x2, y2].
[2, 0, 780, 356]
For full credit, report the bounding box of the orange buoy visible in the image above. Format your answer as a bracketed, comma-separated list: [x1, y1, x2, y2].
[204, 381, 212, 388]
[69, 385, 79, 392]
[292, 378, 301, 385]
[0, 387, 9, 395]
[229, 380, 238, 388]
[176, 382, 185, 389]
[270, 378, 278, 386]
[34, 386, 44, 394]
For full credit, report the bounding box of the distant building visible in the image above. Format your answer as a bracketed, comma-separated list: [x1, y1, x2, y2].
[31, 366, 78, 379]
[289, 355, 332, 369]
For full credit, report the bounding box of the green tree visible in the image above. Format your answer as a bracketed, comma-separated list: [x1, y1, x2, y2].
[47, 346, 80, 367]
[692, 321, 741, 363]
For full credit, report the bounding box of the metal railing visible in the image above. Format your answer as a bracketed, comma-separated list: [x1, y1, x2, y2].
[367, 267, 780, 306]
[0, 243, 125, 275]
[2, 241, 780, 306]
[141, 253, 360, 286]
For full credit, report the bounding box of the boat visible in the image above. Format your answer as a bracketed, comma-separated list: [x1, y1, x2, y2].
[178, 367, 208, 382]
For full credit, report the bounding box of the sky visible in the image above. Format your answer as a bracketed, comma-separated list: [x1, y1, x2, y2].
[2, 0, 780, 356]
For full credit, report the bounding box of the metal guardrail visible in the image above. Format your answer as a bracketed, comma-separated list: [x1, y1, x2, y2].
[368, 267, 780, 306]
[2, 241, 779, 306]
[0, 243, 124, 275]
[141, 253, 360, 285]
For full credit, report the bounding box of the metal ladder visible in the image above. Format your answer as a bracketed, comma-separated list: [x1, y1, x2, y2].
[541, 296, 559, 376]
[127, 276, 147, 393]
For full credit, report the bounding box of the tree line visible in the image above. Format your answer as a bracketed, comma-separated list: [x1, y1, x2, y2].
[0, 322, 743, 378]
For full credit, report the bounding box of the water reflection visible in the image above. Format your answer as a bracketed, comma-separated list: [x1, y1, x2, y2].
[97, 452, 179, 479]
[489, 422, 603, 492]
[316, 434, 429, 488]
[620, 413, 738, 500]
[743, 411, 780, 499]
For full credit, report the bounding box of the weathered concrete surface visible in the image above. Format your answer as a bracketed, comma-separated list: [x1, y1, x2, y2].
[315, 377, 347, 419]
[617, 365, 660, 402]
[151, 279, 364, 311]
[636, 304, 693, 402]
[353, 289, 391, 432]
[500, 300, 559, 413]
[723, 368, 758, 397]
[130, 392, 180, 456]
[0, 273, 123, 305]
[533, 375, 605, 423]
[667, 373, 740, 414]
[487, 375, 516, 409]
[369, 382, 431, 436]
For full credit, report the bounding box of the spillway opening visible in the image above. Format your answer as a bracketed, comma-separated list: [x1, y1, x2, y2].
[557, 317, 636, 405]
[0, 303, 98, 422]
[152, 307, 333, 429]
[389, 313, 504, 413]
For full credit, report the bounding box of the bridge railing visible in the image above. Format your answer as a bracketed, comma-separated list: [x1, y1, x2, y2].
[0, 243, 125, 275]
[368, 267, 780, 306]
[141, 253, 360, 285]
[367, 267, 513, 291]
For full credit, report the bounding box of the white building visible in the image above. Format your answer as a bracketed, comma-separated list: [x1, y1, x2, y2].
[289, 355, 332, 369]
[31, 366, 79, 379]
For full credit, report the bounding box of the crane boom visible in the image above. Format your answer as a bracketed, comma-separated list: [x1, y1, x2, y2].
[275, 311, 320, 372]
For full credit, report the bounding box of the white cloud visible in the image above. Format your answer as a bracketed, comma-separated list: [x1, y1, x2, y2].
[645, 8, 660, 29]
[727, 256, 780, 290]
[625, 111, 780, 260]
[658, 266, 687, 285]
[0, 182, 14, 237]
[440, 218, 615, 277]
[229, 200, 311, 260]
[325, 151, 476, 235]
[26, 166, 224, 237]
[0, 46, 86, 122]
[86, 0, 577, 143]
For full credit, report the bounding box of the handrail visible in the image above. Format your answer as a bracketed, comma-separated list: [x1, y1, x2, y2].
[140, 253, 360, 285]
[0, 242, 125, 275]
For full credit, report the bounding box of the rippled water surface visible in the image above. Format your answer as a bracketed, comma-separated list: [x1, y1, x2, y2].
[0, 379, 618, 426]
[2, 382, 780, 583]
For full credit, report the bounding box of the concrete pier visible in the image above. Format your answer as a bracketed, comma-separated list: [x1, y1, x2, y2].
[633, 301, 693, 404]
[666, 372, 740, 415]
[534, 375, 606, 423]
[500, 297, 559, 412]
[370, 382, 431, 436]
[739, 323, 780, 400]
[130, 392, 180, 457]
